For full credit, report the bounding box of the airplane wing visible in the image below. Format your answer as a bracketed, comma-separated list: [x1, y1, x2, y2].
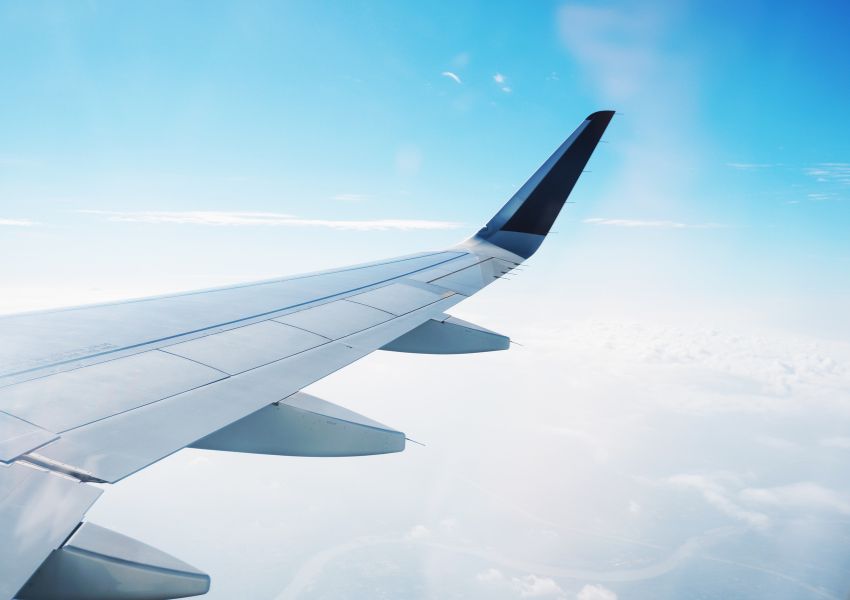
[0, 110, 614, 600]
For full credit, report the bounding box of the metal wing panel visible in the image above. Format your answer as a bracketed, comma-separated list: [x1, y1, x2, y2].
[406, 253, 484, 283]
[162, 321, 328, 375]
[0, 413, 58, 462]
[346, 281, 453, 316]
[426, 257, 516, 296]
[272, 300, 391, 339]
[0, 351, 227, 434]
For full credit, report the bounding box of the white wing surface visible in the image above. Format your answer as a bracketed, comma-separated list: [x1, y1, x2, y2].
[0, 111, 614, 599]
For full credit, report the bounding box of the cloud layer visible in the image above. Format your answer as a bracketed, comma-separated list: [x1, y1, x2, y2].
[0, 218, 37, 227]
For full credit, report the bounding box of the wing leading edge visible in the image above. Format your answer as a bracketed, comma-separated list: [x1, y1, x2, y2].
[0, 110, 613, 600]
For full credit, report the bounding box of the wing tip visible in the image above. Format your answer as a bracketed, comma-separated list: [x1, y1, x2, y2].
[471, 109, 615, 258]
[586, 109, 616, 123]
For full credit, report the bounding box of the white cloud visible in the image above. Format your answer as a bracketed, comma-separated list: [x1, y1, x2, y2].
[406, 524, 431, 540]
[438, 517, 458, 534]
[668, 473, 770, 529]
[547, 425, 610, 463]
[726, 163, 776, 170]
[441, 71, 462, 84]
[78, 210, 461, 231]
[513, 574, 564, 598]
[476, 569, 564, 597]
[755, 434, 798, 450]
[741, 482, 850, 515]
[523, 319, 850, 410]
[0, 218, 37, 227]
[820, 436, 850, 449]
[805, 163, 850, 185]
[583, 217, 723, 229]
[577, 584, 618, 600]
[493, 73, 511, 93]
[476, 568, 505, 583]
[807, 192, 835, 201]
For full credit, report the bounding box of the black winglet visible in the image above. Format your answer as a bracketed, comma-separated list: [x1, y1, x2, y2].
[474, 110, 614, 258]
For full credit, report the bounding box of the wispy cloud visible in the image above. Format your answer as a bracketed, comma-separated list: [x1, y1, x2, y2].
[578, 584, 618, 600]
[441, 71, 462, 84]
[820, 436, 850, 449]
[741, 482, 850, 515]
[406, 525, 431, 540]
[475, 568, 565, 598]
[0, 218, 37, 227]
[78, 210, 462, 231]
[513, 574, 564, 597]
[492, 73, 511, 93]
[583, 217, 723, 229]
[668, 473, 770, 529]
[806, 192, 837, 202]
[805, 163, 850, 185]
[726, 162, 776, 170]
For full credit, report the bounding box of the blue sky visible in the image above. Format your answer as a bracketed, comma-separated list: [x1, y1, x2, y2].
[2, 3, 850, 599]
